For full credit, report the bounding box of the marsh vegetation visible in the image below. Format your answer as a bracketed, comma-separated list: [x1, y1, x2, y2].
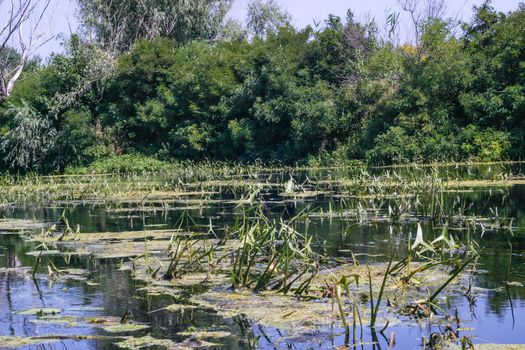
[1, 162, 524, 349]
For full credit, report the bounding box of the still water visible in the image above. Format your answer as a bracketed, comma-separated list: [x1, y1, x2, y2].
[1, 164, 525, 349]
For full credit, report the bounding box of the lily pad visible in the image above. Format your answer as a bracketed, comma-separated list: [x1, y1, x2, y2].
[190, 290, 335, 330]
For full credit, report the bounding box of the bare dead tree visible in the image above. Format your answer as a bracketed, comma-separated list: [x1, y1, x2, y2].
[339, 11, 378, 84]
[0, 0, 56, 102]
[397, 0, 446, 50]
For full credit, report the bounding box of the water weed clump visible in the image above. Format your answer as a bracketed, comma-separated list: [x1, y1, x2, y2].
[229, 205, 319, 294]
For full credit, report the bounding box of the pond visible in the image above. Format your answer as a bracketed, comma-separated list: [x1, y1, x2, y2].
[1, 163, 524, 349]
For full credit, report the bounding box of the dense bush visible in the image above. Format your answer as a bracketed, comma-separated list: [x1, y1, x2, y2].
[0, 3, 523, 173]
[67, 154, 171, 174]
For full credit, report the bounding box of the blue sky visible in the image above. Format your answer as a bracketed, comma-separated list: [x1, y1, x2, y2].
[230, 0, 520, 27]
[35, 0, 523, 58]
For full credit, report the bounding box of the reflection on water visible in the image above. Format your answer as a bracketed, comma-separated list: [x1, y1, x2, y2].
[1, 164, 525, 349]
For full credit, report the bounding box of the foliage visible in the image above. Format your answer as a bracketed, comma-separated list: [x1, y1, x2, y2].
[70, 154, 171, 174]
[0, 102, 56, 171]
[458, 125, 511, 162]
[246, 0, 291, 38]
[77, 0, 233, 53]
[0, 1, 524, 173]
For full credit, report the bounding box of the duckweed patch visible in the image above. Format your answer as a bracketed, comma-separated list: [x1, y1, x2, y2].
[17, 307, 63, 316]
[114, 336, 176, 349]
[190, 290, 337, 330]
[0, 335, 122, 349]
[102, 323, 150, 333]
[0, 336, 55, 348]
[114, 335, 220, 349]
[178, 329, 231, 339]
[29, 315, 79, 325]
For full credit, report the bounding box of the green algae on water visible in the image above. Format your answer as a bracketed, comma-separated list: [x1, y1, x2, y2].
[0, 336, 55, 349]
[102, 323, 150, 333]
[16, 307, 63, 316]
[114, 335, 220, 349]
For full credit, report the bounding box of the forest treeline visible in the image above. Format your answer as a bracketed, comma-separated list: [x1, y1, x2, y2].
[0, 0, 524, 173]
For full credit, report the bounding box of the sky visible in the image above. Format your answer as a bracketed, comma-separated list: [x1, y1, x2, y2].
[15, 0, 523, 58]
[230, 0, 521, 27]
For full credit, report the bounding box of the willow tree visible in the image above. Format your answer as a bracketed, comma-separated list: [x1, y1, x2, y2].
[77, 0, 233, 53]
[246, 0, 290, 38]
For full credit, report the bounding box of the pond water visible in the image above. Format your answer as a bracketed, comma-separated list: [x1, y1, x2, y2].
[1, 163, 525, 349]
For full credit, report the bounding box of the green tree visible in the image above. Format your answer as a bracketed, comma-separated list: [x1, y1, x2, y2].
[1, 102, 57, 171]
[461, 2, 525, 157]
[246, 0, 290, 38]
[77, 0, 233, 53]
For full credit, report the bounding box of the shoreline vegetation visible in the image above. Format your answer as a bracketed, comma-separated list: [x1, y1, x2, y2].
[1, 1, 524, 174]
[0, 159, 523, 210]
[1, 155, 524, 177]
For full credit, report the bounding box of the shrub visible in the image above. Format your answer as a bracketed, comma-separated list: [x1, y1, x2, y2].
[74, 154, 171, 174]
[459, 125, 511, 161]
[365, 126, 421, 165]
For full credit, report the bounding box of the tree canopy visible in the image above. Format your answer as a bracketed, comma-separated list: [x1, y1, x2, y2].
[0, 0, 524, 173]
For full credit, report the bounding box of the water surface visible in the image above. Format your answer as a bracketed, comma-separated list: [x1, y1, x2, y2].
[1, 164, 524, 349]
